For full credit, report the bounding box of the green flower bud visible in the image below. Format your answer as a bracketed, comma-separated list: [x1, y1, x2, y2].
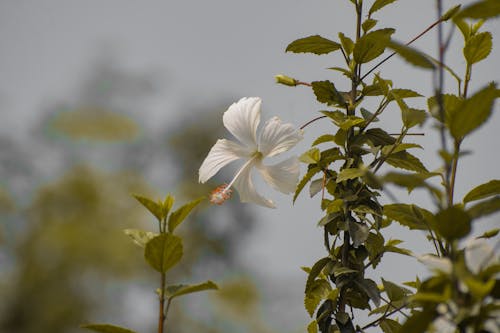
[275, 74, 298, 87]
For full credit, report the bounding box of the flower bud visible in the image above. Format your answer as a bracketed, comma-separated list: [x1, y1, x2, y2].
[275, 74, 298, 87]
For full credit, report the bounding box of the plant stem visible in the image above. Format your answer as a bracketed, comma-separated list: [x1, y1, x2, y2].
[158, 272, 166, 333]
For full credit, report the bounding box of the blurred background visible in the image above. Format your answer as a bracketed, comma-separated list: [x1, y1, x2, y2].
[0, 1, 498, 332]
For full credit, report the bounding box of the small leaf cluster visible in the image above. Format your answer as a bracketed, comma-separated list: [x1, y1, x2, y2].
[82, 194, 217, 333]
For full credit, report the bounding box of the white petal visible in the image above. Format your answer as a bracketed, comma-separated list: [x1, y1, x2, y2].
[198, 139, 248, 183]
[223, 97, 261, 149]
[257, 156, 300, 194]
[233, 159, 276, 208]
[258, 116, 303, 157]
[464, 238, 497, 274]
[418, 254, 452, 274]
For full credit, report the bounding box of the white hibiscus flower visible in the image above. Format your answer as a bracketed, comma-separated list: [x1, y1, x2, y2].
[198, 97, 303, 208]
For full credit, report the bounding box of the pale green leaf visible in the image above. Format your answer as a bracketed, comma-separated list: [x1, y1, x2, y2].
[338, 32, 354, 55]
[286, 35, 341, 55]
[478, 228, 500, 239]
[294, 166, 322, 203]
[387, 42, 435, 69]
[456, 0, 500, 20]
[384, 204, 432, 230]
[369, 0, 398, 15]
[305, 257, 331, 292]
[337, 167, 365, 183]
[467, 196, 500, 219]
[300, 148, 321, 164]
[144, 233, 183, 273]
[463, 179, 500, 203]
[167, 197, 203, 233]
[81, 324, 137, 333]
[433, 206, 471, 241]
[309, 178, 324, 198]
[388, 88, 423, 101]
[402, 108, 427, 128]
[304, 295, 321, 317]
[162, 194, 174, 217]
[166, 280, 218, 299]
[312, 134, 337, 146]
[464, 32, 492, 65]
[382, 279, 410, 301]
[123, 229, 157, 248]
[307, 321, 319, 333]
[385, 151, 428, 173]
[362, 19, 378, 33]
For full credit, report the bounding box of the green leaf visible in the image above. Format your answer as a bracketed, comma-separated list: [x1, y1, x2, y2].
[312, 134, 337, 146]
[456, 0, 500, 20]
[398, 309, 436, 333]
[427, 93, 462, 123]
[81, 324, 137, 333]
[286, 35, 341, 55]
[385, 151, 428, 173]
[144, 233, 183, 273]
[300, 148, 321, 164]
[402, 108, 427, 129]
[449, 83, 497, 139]
[307, 320, 319, 333]
[123, 229, 156, 247]
[383, 172, 439, 194]
[433, 206, 471, 241]
[167, 197, 203, 233]
[312, 81, 346, 106]
[384, 204, 431, 230]
[306, 257, 332, 292]
[362, 18, 378, 33]
[441, 5, 462, 21]
[337, 167, 365, 183]
[467, 196, 500, 219]
[162, 194, 174, 217]
[354, 278, 381, 307]
[388, 88, 423, 101]
[166, 280, 218, 299]
[133, 194, 163, 221]
[305, 294, 321, 317]
[464, 180, 500, 203]
[360, 107, 379, 122]
[387, 42, 435, 69]
[380, 318, 402, 333]
[349, 221, 370, 247]
[464, 32, 492, 65]
[369, 0, 398, 16]
[338, 32, 354, 55]
[364, 128, 396, 146]
[478, 228, 500, 239]
[382, 279, 410, 301]
[294, 166, 322, 203]
[353, 28, 395, 64]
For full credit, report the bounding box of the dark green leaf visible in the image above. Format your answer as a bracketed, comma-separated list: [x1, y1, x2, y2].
[433, 206, 471, 241]
[397, 309, 436, 333]
[364, 128, 396, 146]
[369, 0, 398, 15]
[380, 318, 402, 333]
[167, 197, 203, 233]
[463, 179, 500, 203]
[166, 280, 218, 299]
[354, 29, 395, 64]
[464, 32, 492, 64]
[467, 196, 500, 219]
[306, 257, 332, 292]
[337, 168, 365, 183]
[312, 81, 346, 106]
[456, 0, 500, 20]
[123, 228, 156, 248]
[286, 35, 341, 55]
[449, 83, 497, 139]
[402, 108, 427, 129]
[382, 279, 410, 301]
[294, 166, 322, 203]
[133, 194, 163, 221]
[385, 151, 428, 173]
[362, 19, 378, 33]
[354, 278, 381, 307]
[349, 221, 370, 247]
[384, 204, 432, 230]
[387, 42, 435, 69]
[81, 324, 137, 333]
[360, 108, 379, 122]
[144, 233, 183, 273]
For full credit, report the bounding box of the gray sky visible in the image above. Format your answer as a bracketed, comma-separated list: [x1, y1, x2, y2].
[1, 0, 498, 331]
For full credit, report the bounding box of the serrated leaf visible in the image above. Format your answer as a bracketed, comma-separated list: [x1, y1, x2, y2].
[133, 194, 163, 221]
[286, 35, 341, 55]
[369, 0, 398, 15]
[456, 0, 500, 20]
[380, 318, 402, 333]
[312, 134, 337, 146]
[467, 196, 500, 219]
[463, 179, 500, 203]
[402, 108, 427, 128]
[312, 81, 346, 106]
[123, 229, 157, 248]
[354, 28, 395, 64]
[388, 88, 423, 101]
[300, 148, 321, 164]
[337, 168, 365, 183]
[306, 257, 332, 292]
[385, 151, 428, 173]
[166, 280, 218, 299]
[384, 204, 431, 230]
[387, 42, 435, 69]
[382, 279, 410, 301]
[167, 197, 203, 233]
[144, 233, 183, 273]
[294, 166, 322, 203]
[338, 32, 354, 55]
[427, 94, 462, 123]
[81, 324, 138, 333]
[305, 295, 321, 317]
[365, 128, 396, 146]
[464, 31, 492, 64]
[354, 278, 381, 307]
[433, 206, 471, 241]
[449, 83, 497, 139]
